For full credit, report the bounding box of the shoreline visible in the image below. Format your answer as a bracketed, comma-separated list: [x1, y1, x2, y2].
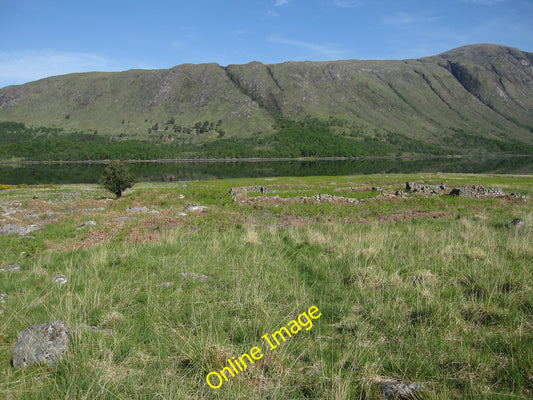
[1, 153, 531, 165]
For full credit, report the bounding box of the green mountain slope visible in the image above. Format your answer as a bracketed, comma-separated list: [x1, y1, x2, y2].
[0, 43, 532, 158]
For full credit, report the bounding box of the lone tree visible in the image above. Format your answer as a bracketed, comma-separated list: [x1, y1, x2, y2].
[100, 160, 135, 198]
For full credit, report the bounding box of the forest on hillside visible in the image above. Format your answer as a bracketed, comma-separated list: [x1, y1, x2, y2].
[1, 119, 531, 162]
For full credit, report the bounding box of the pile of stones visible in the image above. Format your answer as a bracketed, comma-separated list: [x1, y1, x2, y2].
[449, 185, 505, 198]
[299, 194, 359, 204]
[405, 182, 446, 193]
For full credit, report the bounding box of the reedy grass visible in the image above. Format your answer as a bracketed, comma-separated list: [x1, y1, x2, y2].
[0, 174, 532, 399]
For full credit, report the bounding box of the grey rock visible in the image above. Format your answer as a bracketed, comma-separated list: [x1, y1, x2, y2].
[126, 206, 148, 213]
[0, 293, 7, 303]
[380, 381, 424, 399]
[175, 211, 187, 217]
[1, 263, 21, 273]
[7, 263, 21, 271]
[51, 274, 67, 285]
[0, 223, 43, 236]
[395, 190, 404, 196]
[229, 186, 268, 195]
[253, 185, 268, 193]
[372, 186, 384, 191]
[406, 181, 446, 193]
[510, 218, 524, 227]
[178, 272, 210, 281]
[449, 185, 505, 198]
[299, 194, 358, 204]
[183, 203, 207, 212]
[0, 224, 23, 235]
[12, 320, 70, 368]
[158, 282, 174, 288]
[22, 224, 43, 235]
[76, 220, 97, 230]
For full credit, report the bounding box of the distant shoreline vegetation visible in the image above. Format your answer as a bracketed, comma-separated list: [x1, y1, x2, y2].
[1, 154, 532, 166]
[1, 120, 532, 163]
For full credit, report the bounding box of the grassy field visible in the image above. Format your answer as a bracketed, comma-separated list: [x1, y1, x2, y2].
[0, 173, 532, 399]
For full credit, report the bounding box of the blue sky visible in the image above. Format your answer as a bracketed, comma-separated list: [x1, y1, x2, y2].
[1, 0, 532, 88]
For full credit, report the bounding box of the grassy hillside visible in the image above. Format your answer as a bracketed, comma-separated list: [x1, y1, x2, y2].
[1, 44, 532, 157]
[0, 173, 532, 399]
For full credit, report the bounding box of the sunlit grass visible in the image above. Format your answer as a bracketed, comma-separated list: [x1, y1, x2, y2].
[0, 173, 532, 399]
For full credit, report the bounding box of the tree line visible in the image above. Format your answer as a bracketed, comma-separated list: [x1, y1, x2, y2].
[1, 119, 530, 162]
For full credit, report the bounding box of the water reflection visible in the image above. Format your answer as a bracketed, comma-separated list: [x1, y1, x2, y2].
[0, 156, 532, 184]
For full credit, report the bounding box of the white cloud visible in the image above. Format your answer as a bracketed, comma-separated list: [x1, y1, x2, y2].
[459, 0, 507, 4]
[333, 0, 363, 8]
[275, 0, 290, 6]
[0, 49, 116, 88]
[268, 36, 347, 59]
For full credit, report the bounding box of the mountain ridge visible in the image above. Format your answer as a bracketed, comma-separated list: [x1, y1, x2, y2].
[1, 43, 532, 157]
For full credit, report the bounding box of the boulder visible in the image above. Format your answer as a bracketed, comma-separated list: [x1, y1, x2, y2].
[51, 275, 67, 285]
[126, 206, 148, 213]
[76, 220, 97, 230]
[229, 186, 268, 195]
[183, 204, 207, 212]
[299, 194, 358, 204]
[372, 377, 425, 400]
[1, 263, 21, 273]
[380, 381, 424, 399]
[449, 185, 505, 198]
[12, 320, 70, 368]
[406, 182, 446, 193]
[510, 218, 524, 227]
[0, 223, 43, 236]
